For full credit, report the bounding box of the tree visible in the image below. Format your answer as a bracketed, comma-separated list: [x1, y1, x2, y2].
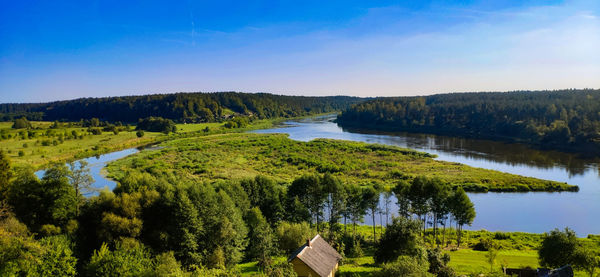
[288, 175, 326, 231]
[67, 160, 94, 199]
[363, 186, 380, 242]
[538, 228, 578, 268]
[374, 216, 424, 264]
[346, 184, 367, 238]
[407, 176, 430, 233]
[7, 165, 78, 234]
[241, 175, 284, 225]
[428, 179, 451, 246]
[85, 239, 154, 276]
[449, 187, 475, 248]
[245, 208, 277, 269]
[275, 221, 314, 255]
[572, 247, 600, 277]
[136, 130, 144, 138]
[321, 174, 346, 241]
[393, 180, 411, 218]
[0, 150, 11, 200]
[12, 117, 31, 129]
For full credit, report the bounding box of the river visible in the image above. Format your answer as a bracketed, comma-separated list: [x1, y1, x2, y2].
[35, 148, 141, 196]
[253, 115, 600, 236]
[34, 115, 600, 235]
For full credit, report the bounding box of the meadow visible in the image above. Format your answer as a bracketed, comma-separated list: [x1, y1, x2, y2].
[106, 132, 576, 192]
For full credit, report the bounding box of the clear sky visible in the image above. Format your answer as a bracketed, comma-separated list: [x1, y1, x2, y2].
[1, 0, 599, 103]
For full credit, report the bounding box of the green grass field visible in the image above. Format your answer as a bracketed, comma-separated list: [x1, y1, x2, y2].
[0, 119, 278, 169]
[106, 132, 576, 192]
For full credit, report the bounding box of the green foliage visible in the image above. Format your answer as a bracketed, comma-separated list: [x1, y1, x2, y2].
[136, 130, 145, 137]
[374, 255, 431, 277]
[0, 150, 11, 199]
[12, 117, 32, 129]
[137, 117, 177, 134]
[374, 217, 424, 264]
[0, 212, 76, 276]
[275, 221, 315, 255]
[7, 164, 78, 233]
[245, 208, 277, 269]
[85, 239, 153, 277]
[241, 175, 284, 224]
[0, 92, 363, 123]
[538, 228, 578, 268]
[338, 89, 600, 155]
[107, 133, 575, 193]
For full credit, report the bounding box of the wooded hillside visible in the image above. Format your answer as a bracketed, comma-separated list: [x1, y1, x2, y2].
[0, 92, 364, 123]
[337, 89, 600, 155]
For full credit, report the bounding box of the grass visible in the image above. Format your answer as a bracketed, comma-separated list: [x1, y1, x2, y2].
[106, 132, 576, 192]
[447, 249, 538, 273]
[0, 124, 162, 169]
[0, 118, 280, 170]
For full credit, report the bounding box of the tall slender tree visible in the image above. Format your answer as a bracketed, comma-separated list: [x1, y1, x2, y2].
[449, 187, 475, 248]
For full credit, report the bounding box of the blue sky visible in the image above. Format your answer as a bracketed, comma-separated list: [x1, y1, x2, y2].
[1, 0, 599, 102]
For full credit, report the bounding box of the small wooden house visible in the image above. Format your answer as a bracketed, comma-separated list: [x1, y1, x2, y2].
[288, 234, 342, 277]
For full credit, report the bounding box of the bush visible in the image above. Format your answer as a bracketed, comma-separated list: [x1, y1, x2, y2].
[374, 217, 423, 264]
[136, 130, 144, 137]
[12, 117, 32, 129]
[276, 221, 314, 254]
[373, 255, 431, 277]
[136, 117, 176, 134]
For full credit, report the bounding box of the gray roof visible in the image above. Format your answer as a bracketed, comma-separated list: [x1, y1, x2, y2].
[288, 234, 343, 277]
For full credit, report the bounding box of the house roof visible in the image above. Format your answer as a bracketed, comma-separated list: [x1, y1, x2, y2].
[288, 234, 343, 277]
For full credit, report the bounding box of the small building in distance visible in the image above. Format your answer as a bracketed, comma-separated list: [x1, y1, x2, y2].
[288, 234, 342, 277]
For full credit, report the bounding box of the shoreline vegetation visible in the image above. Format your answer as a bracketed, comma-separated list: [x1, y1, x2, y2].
[337, 89, 600, 157]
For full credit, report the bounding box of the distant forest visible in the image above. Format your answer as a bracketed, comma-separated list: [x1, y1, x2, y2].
[337, 89, 600, 155]
[0, 92, 364, 123]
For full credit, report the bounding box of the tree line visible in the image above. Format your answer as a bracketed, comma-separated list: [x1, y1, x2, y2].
[0, 92, 364, 123]
[337, 89, 600, 155]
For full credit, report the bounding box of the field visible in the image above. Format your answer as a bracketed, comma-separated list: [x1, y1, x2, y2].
[0, 119, 279, 169]
[106, 132, 576, 192]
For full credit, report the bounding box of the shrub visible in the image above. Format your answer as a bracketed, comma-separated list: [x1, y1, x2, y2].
[136, 130, 144, 137]
[276, 221, 314, 254]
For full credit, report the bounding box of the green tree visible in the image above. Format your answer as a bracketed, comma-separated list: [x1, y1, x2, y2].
[85, 239, 154, 277]
[275, 221, 314, 255]
[245, 207, 277, 269]
[288, 174, 327, 231]
[538, 228, 578, 268]
[374, 216, 424, 264]
[136, 130, 144, 137]
[241, 175, 284, 224]
[449, 187, 475, 248]
[12, 117, 32, 129]
[67, 160, 94, 214]
[363, 186, 380, 242]
[0, 150, 11, 200]
[572, 247, 600, 277]
[7, 165, 78, 233]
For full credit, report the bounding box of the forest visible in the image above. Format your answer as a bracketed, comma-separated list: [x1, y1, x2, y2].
[0, 92, 364, 123]
[337, 89, 600, 155]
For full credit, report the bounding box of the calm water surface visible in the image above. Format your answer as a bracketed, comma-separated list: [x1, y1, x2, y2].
[253, 115, 600, 236]
[35, 148, 140, 196]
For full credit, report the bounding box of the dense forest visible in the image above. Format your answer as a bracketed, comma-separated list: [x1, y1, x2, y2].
[337, 89, 600, 155]
[0, 92, 364, 123]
